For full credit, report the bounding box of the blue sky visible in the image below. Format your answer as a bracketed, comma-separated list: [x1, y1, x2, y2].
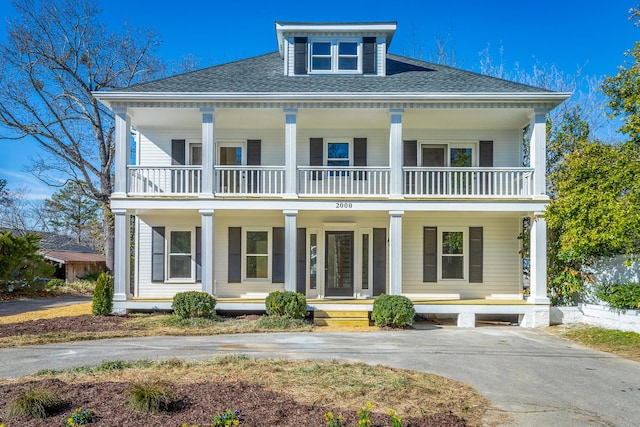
[0, 0, 637, 199]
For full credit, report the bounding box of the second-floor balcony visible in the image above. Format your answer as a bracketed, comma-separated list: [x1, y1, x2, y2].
[126, 165, 535, 199]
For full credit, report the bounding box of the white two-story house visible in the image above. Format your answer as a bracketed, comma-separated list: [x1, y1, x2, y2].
[95, 22, 569, 327]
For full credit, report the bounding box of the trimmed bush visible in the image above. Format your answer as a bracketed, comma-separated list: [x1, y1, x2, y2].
[91, 273, 114, 316]
[127, 381, 175, 413]
[172, 291, 216, 320]
[5, 386, 63, 420]
[265, 290, 307, 319]
[371, 294, 415, 328]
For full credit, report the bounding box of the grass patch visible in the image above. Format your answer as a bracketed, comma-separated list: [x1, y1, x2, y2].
[25, 356, 492, 425]
[128, 380, 175, 413]
[0, 303, 92, 324]
[4, 386, 63, 420]
[551, 325, 640, 362]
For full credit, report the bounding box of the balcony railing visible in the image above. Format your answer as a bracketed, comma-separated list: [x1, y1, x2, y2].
[403, 167, 534, 197]
[214, 166, 285, 195]
[128, 166, 201, 195]
[298, 166, 391, 197]
[125, 166, 534, 198]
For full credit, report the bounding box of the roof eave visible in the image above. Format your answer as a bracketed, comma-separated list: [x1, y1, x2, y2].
[93, 91, 571, 109]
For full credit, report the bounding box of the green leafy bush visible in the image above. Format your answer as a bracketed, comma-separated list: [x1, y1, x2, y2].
[127, 381, 175, 413]
[91, 273, 114, 315]
[596, 281, 640, 309]
[172, 291, 216, 319]
[371, 294, 415, 328]
[4, 386, 63, 420]
[45, 278, 65, 290]
[264, 291, 307, 319]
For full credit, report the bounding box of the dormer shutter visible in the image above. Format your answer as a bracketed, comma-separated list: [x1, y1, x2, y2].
[363, 37, 376, 74]
[294, 37, 307, 75]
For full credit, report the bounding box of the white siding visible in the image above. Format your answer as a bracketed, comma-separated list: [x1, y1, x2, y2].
[402, 129, 522, 167]
[297, 128, 388, 167]
[401, 213, 522, 298]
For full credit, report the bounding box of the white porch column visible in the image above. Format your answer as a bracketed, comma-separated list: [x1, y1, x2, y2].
[529, 214, 549, 305]
[284, 109, 298, 198]
[530, 109, 548, 196]
[389, 109, 404, 198]
[113, 208, 130, 302]
[200, 108, 215, 196]
[389, 210, 404, 295]
[199, 209, 214, 295]
[284, 209, 298, 292]
[113, 108, 130, 197]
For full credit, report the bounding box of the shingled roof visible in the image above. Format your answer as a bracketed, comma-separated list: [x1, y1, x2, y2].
[117, 52, 554, 95]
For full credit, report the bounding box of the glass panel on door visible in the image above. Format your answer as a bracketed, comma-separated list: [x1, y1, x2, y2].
[325, 231, 354, 297]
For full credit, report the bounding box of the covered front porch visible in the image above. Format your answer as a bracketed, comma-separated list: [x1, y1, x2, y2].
[113, 296, 549, 328]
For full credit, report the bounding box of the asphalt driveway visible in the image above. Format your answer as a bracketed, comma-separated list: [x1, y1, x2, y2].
[0, 326, 637, 426]
[0, 295, 92, 316]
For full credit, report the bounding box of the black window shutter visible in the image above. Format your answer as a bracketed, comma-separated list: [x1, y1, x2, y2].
[228, 227, 241, 283]
[363, 37, 376, 74]
[373, 228, 386, 296]
[171, 140, 186, 165]
[404, 140, 418, 194]
[296, 228, 306, 294]
[479, 141, 494, 194]
[294, 37, 307, 75]
[151, 227, 165, 282]
[469, 227, 483, 283]
[310, 137, 323, 180]
[354, 137, 367, 180]
[423, 227, 437, 282]
[403, 140, 417, 166]
[247, 139, 261, 193]
[195, 227, 202, 282]
[272, 227, 285, 283]
[479, 141, 493, 167]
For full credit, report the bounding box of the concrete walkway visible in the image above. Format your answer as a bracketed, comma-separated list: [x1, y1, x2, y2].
[0, 326, 638, 426]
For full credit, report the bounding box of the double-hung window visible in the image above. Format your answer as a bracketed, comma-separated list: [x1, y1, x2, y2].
[309, 40, 361, 73]
[244, 229, 270, 280]
[168, 230, 193, 280]
[441, 230, 465, 280]
[326, 140, 350, 176]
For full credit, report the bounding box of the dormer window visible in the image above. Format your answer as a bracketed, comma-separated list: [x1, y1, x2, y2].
[309, 40, 361, 73]
[276, 22, 396, 77]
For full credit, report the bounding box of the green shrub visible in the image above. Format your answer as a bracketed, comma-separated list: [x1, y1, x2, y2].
[91, 273, 114, 315]
[255, 315, 311, 330]
[4, 386, 63, 420]
[172, 291, 216, 319]
[596, 281, 640, 310]
[45, 278, 65, 290]
[371, 294, 415, 328]
[265, 291, 307, 319]
[127, 381, 175, 413]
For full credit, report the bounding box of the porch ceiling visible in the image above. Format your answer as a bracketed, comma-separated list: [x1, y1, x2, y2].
[128, 106, 532, 131]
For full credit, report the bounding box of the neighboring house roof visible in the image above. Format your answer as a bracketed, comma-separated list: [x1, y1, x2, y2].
[111, 52, 556, 95]
[40, 250, 105, 265]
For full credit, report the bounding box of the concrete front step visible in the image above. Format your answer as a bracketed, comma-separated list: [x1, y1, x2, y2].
[313, 310, 370, 327]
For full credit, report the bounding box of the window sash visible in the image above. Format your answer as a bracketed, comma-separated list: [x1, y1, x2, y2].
[440, 230, 466, 281]
[244, 230, 270, 280]
[309, 40, 361, 73]
[168, 230, 193, 280]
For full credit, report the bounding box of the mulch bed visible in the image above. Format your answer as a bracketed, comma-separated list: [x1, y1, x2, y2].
[0, 315, 141, 337]
[0, 378, 468, 426]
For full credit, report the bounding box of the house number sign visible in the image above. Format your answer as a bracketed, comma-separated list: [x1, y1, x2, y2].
[335, 202, 353, 209]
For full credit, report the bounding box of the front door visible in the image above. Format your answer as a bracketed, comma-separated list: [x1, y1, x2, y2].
[325, 231, 354, 297]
